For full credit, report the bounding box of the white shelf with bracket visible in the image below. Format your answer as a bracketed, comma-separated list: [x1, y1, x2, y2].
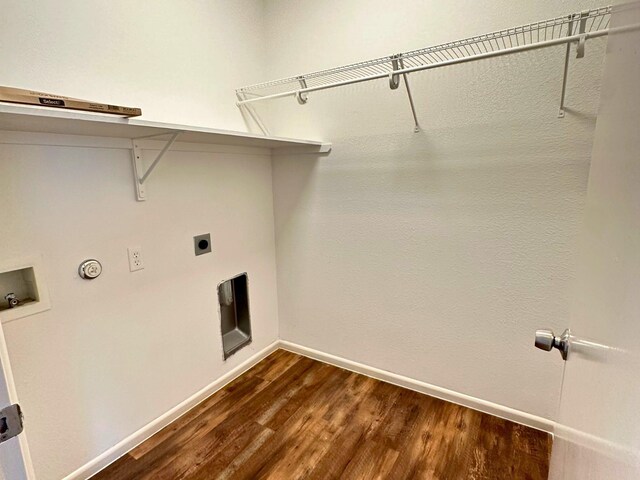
[0, 103, 331, 201]
[236, 6, 614, 131]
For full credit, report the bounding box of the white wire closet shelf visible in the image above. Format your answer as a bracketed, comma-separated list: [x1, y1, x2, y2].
[236, 6, 613, 131]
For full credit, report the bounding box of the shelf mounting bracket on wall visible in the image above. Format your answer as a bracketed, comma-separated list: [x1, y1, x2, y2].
[236, 92, 270, 135]
[389, 55, 421, 132]
[296, 77, 309, 105]
[131, 131, 181, 201]
[558, 10, 589, 118]
[400, 56, 421, 132]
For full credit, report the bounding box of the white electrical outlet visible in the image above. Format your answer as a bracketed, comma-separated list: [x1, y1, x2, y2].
[127, 247, 144, 272]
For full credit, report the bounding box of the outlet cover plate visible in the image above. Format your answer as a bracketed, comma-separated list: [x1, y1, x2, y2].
[194, 234, 212, 256]
[127, 247, 144, 272]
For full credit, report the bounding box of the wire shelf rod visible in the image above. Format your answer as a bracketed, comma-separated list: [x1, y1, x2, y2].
[237, 27, 610, 106]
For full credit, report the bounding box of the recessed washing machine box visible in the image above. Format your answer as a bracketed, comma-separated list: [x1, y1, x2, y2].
[0, 258, 51, 323]
[218, 273, 251, 360]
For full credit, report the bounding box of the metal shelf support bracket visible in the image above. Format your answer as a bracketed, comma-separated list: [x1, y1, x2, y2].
[399, 57, 421, 133]
[389, 56, 401, 89]
[295, 77, 309, 105]
[236, 92, 270, 135]
[390, 55, 421, 132]
[558, 10, 589, 118]
[576, 10, 589, 58]
[131, 131, 181, 201]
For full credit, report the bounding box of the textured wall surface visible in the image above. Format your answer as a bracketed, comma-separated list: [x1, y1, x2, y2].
[0, 1, 276, 478]
[266, 0, 606, 419]
[0, 1, 614, 477]
[0, 0, 266, 129]
[0, 143, 280, 479]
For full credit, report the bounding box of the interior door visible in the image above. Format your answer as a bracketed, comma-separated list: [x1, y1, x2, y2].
[0, 325, 32, 480]
[547, 3, 640, 479]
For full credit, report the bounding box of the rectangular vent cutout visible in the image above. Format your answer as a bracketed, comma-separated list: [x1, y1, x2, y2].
[218, 273, 252, 360]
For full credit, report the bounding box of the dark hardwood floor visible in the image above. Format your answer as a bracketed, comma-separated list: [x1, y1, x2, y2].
[92, 349, 551, 479]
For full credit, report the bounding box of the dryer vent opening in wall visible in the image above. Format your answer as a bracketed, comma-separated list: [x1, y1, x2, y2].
[219, 273, 252, 360]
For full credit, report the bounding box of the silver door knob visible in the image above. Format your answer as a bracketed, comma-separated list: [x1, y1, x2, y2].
[534, 329, 571, 360]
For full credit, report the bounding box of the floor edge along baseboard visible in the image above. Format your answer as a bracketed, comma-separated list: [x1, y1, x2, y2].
[279, 340, 555, 435]
[64, 339, 553, 480]
[63, 341, 280, 480]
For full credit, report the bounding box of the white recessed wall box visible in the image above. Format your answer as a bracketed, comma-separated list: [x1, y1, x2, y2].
[0, 256, 51, 323]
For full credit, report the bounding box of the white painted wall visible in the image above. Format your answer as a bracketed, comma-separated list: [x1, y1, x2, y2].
[0, 140, 280, 479]
[0, 0, 266, 130]
[0, 1, 618, 477]
[267, 0, 606, 419]
[0, 1, 278, 479]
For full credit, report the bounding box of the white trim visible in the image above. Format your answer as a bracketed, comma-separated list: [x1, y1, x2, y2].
[279, 340, 554, 434]
[0, 317, 37, 479]
[271, 143, 332, 156]
[553, 424, 640, 466]
[0, 103, 327, 149]
[0, 131, 272, 156]
[62, 341, 279, 480]
[0, 131, 327, 157]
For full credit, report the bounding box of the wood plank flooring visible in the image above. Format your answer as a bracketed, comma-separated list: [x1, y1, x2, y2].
[92, 349, 551, 480]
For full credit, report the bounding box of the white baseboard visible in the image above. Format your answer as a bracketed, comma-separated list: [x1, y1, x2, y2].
[62, 341, 279, 480]
[279, 340, 554, 434]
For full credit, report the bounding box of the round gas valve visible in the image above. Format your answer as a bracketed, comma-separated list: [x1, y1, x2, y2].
[78, 259, 102, 280]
